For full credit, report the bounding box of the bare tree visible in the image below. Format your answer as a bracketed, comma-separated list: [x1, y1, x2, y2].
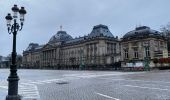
[160, 22, 170, 51]
[5, 54, 22, 68]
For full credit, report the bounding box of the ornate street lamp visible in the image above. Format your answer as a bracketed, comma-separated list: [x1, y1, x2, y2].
[5, 4, 26, 100]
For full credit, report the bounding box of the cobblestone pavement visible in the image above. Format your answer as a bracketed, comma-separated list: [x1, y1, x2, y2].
[0, 69, 170, 100]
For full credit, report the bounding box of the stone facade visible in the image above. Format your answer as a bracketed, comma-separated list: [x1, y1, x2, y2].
[23, 25, 120, 69]
[22, 25, 167, 69]
[121, 26, 167, 68]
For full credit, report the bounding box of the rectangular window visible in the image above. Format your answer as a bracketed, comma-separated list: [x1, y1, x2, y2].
[145, 47, 150, 57]
[124, 49, 128, 59]
[114, 43, 116, 54]
[94, 44, 97, 51]
[134, 48, 138, 59]
[160, 41, 164, 48]
[107, 43, 110, 54]
[110, 44, 113, 54]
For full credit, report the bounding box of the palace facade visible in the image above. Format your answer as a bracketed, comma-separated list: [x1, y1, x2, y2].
[22, 25, 167, 69]
[23, 25, 120, 69]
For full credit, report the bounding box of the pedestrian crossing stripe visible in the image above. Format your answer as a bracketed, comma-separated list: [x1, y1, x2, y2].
[0, 82, 40, 99]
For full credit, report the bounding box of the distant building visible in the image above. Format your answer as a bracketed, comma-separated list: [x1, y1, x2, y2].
[0, 56, 10, 68]
[22, 43, 43, 68]
[0, 55, 23, 68]
[121, 26, 167, 68]
[23, 24, 120, 69]
[0, 56, 2, 68]
[23, 25, 167, 69]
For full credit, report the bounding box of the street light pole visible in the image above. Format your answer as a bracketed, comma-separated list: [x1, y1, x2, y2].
[144, 45, 150, 71]
[5, 5, 26, 100]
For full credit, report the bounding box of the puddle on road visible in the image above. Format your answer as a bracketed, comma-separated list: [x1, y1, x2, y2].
[56, 81, 69, 85]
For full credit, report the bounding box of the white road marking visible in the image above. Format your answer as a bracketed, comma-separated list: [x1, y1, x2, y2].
[100, 78, 170, 84]
[99, 78, 125, 81]
[0, 81, 8, 92]
[64, 72, 142, 78]
[29, 79, 60, 84]
[145, 83, 170, 88]
[0, 86, 8, 89]
[27, 77, 81, 85]
[29, 78, 67, 85]
[124, 85, 169, 91]
[95, 92, 120, 100]
[123, 79, 170, 84]
[19, 83, 40, 99]
[0, 82, 40, 99]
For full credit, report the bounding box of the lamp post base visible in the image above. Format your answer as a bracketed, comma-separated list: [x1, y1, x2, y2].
[6, 95, 21, 100]
[6, 69, 20, 100]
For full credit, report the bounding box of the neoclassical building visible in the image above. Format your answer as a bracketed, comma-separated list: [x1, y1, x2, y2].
[121, 26, 167, 68]
[23, 24, 120, 69]
[22, 25, 167, 69]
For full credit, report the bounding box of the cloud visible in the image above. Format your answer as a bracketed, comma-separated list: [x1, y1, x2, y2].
[0, 0, 170, 56]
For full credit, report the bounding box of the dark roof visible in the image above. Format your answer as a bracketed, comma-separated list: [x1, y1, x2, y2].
[89, 24, 114, 38]
[24, 25, 118, 52]
[25, 43, 39, 51]
[25, 43, 44, 52]
[65, 36, 85, 44]
[123, 26, 164, 40]
[49, 31, 73, 43]
[49, 24, 116, 45]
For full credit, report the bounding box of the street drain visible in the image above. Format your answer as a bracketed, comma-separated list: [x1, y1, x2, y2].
[56, 81, 69, 85]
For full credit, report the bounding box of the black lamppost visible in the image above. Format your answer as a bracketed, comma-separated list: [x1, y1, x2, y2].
[5, 4, 26, 100]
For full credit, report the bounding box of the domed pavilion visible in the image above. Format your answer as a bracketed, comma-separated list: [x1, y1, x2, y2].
[121, 26, 167, 68]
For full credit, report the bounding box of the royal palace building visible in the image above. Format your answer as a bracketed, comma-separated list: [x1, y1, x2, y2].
[23, 24, 121, 69]
[22, 25, 167, 69]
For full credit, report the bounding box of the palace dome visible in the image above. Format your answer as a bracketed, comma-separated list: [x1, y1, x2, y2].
[49, 30, 73, 43]
[123, 26, 163, 40]
[89, 24, 114, 38]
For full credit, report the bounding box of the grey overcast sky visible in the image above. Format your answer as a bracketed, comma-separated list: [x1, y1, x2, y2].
[0, 0, 170, 56]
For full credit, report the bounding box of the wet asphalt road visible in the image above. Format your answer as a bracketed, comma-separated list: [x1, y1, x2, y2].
[0, 69, 170, 100]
